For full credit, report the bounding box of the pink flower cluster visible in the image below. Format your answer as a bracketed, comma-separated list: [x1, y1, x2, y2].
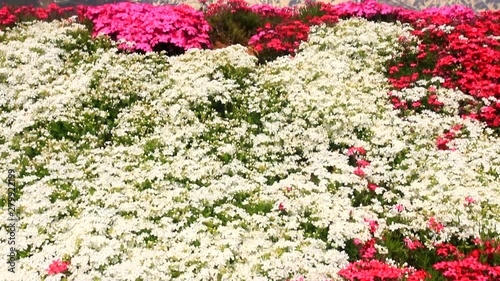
[80, 2, 211, 52]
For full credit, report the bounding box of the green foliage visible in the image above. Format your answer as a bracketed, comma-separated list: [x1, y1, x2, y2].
[297, 209, 331, 245]
[136, 179, 153, 192]
[296, 1, 326, 23]
[131, 229, 158, 248]
[16, 245, 33, 259]
[206, 8, 263, 46]
[49, 182, 81, 203]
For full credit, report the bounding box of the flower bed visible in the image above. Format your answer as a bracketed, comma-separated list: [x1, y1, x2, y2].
[0, 1, 499, 280]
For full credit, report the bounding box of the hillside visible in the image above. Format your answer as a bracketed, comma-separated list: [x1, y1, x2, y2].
[1, 0, 499, 11]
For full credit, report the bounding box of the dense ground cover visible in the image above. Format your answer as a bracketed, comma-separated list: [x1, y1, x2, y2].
[0, 0, 499, 280]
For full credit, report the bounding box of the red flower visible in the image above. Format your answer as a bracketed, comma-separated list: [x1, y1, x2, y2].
[408, 270, 430, 281]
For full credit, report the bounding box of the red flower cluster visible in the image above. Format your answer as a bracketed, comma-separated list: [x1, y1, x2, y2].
[435, 124, 463, 151]
[387, 82, 446, 117]
[80, 2, 211, 53]
[432, 12, 500, 128]
[435, 243, 464, 258]
[0, 6, 16, 26]
[433, 240, 500, 280]
[387, 9, 500, 130]
[248, 19, 310, 60]
[0, 3, 75, 29]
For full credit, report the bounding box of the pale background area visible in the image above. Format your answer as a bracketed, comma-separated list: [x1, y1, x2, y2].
[0, 0, 498, 12]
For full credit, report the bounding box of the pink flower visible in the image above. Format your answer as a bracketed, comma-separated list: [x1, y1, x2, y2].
[357, 159, 370, 168]
[428, 94, 444, 107]
[364, 218, 378, 234]
[404, 237, 424, 250]
[394, 204, 404, 212]
[353, 238, 363, 246]
[46, 259, 70, 275]
[465, 196, 476, 205]
[354, 167, 366, 177]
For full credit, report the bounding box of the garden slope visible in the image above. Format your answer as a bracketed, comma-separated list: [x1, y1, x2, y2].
[0, 18, 499, 280]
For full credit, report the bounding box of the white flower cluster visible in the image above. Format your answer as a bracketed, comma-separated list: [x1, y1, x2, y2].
[0, 18, 498, 280]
